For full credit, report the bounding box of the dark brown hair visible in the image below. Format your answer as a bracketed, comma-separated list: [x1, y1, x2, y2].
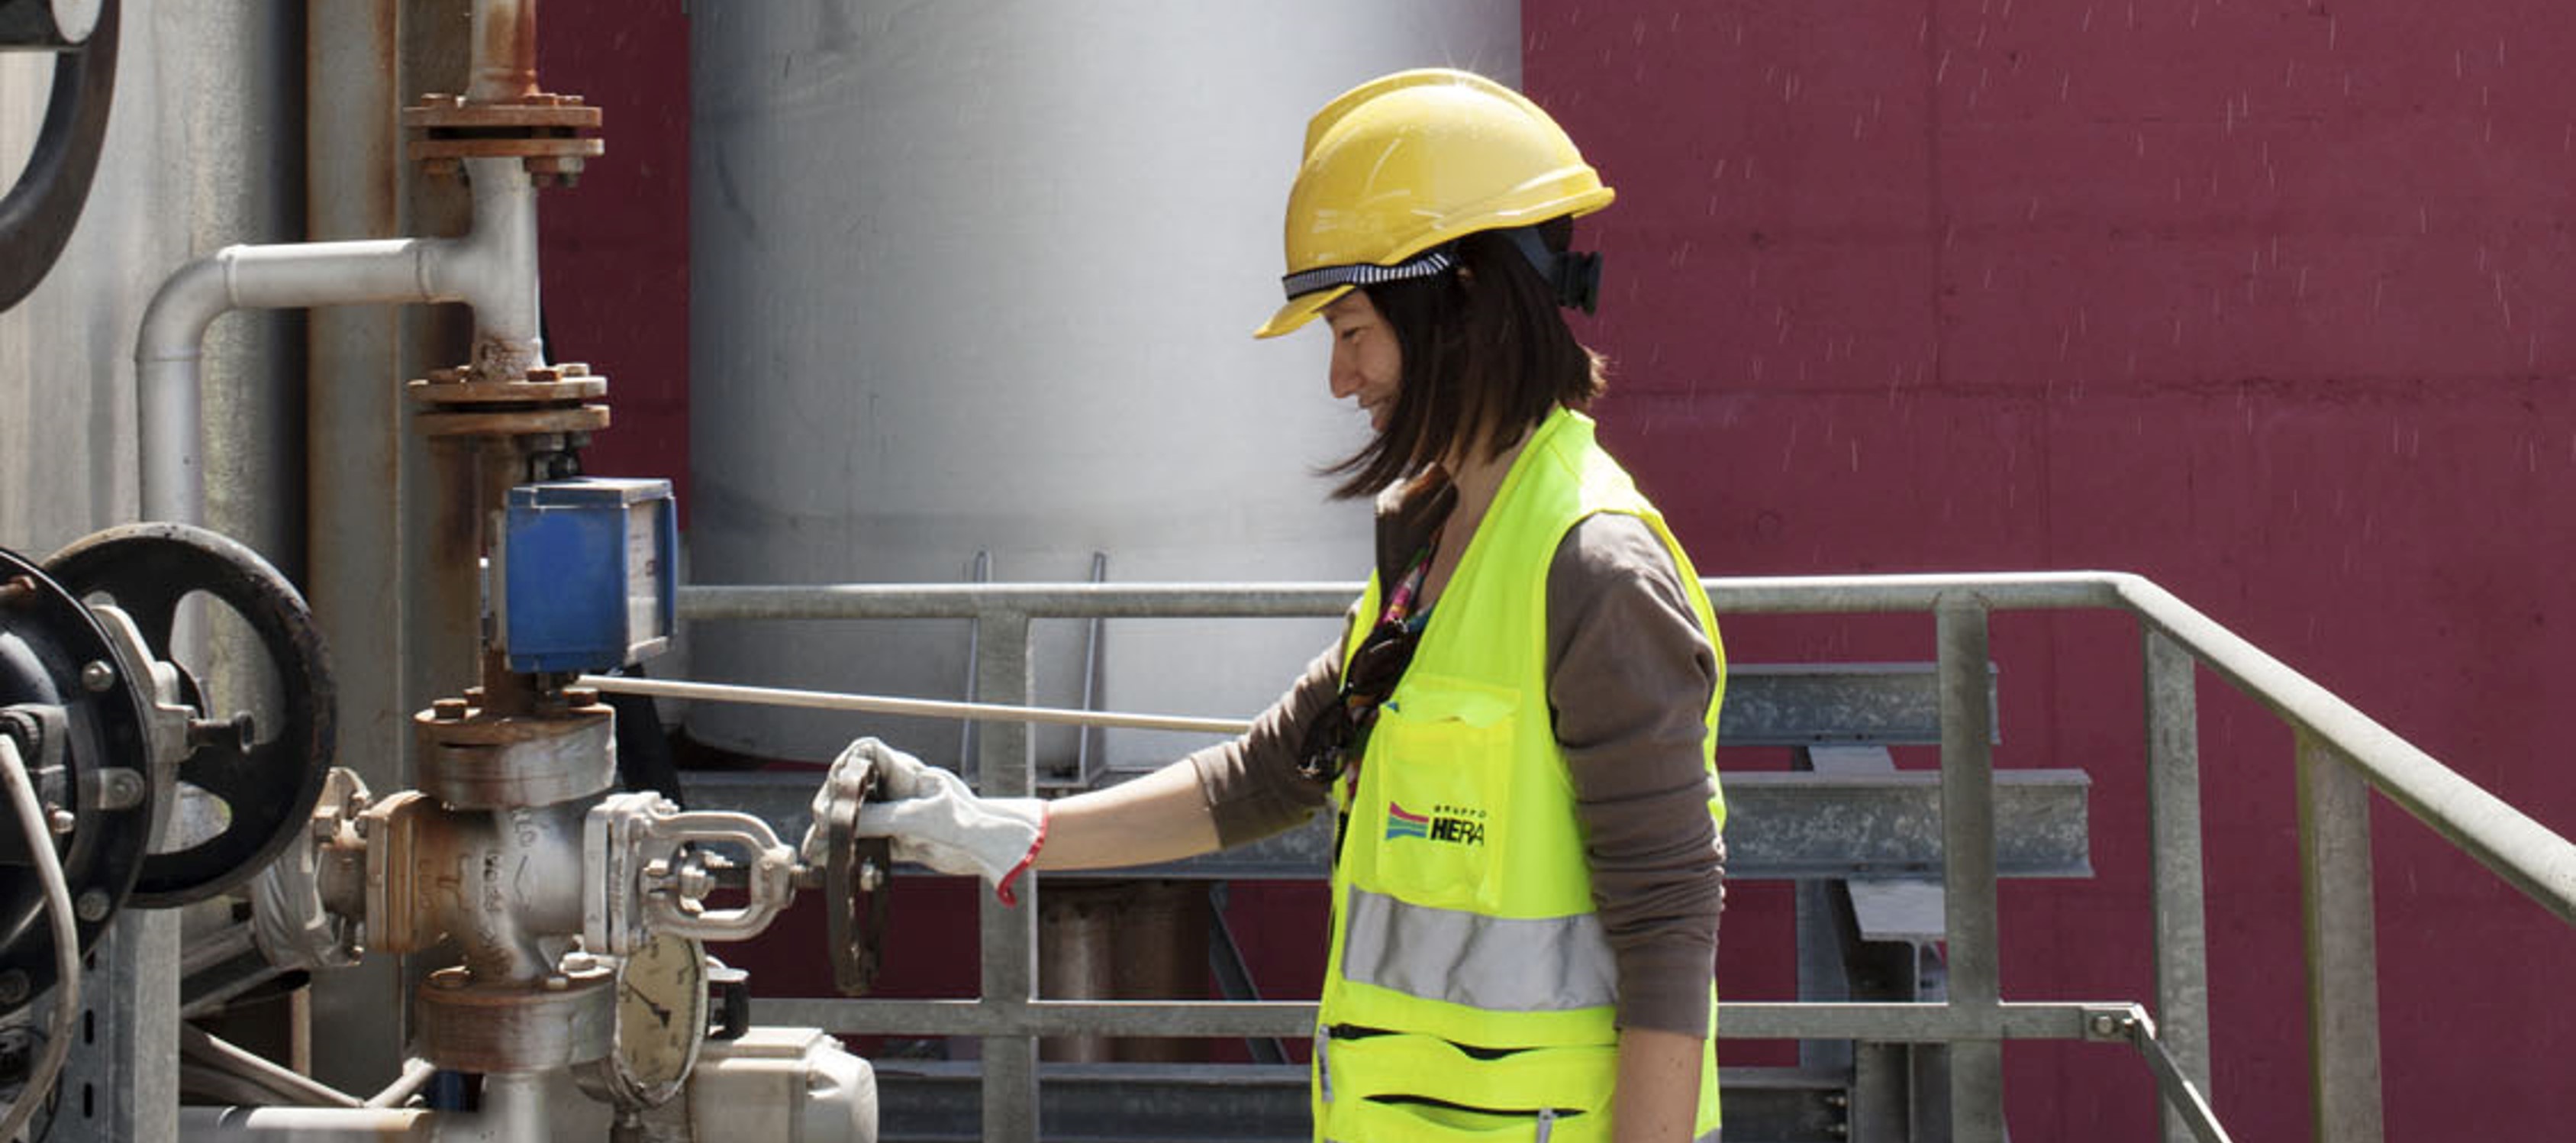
[1323, 218, 1607, 500]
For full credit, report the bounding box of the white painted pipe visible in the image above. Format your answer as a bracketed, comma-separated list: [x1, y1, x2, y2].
[176, 1070, 553, 1142]
[134, 157, 541, 523]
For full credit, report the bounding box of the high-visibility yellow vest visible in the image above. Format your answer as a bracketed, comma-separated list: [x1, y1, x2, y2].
[1314, 407, 1726, 1143]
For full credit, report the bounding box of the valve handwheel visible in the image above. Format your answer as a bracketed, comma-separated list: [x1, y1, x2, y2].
[45, 523, 334, 907]
[819, 751, 891, 996]
[0, 0, 118, 312]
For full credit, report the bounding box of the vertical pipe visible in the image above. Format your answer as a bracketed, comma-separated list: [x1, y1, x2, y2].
[465, 0, 537, 103]
[305, 0, 412, 1090]
[2295, 731, 2386, 1143]
[1936, 600, 2005, 1143]
[453, 155, 543, 378]
[2144, 631, 2216, 1141]
[471, 1070, 553, 1141]
[397, 0, 482, 757]
[470, 437, 539, 715]
[975, 611, 1039, 1143]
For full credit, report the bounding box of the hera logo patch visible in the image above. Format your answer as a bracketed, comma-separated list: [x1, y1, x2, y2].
[1385, 802, 1485, 846]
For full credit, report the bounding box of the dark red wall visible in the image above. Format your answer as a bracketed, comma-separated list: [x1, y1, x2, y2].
[1529, 2, 2576, 1140]
[543, 4, 2576, 1139]
[536, 10, 691, 515]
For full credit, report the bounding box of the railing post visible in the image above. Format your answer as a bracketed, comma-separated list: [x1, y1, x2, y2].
[2295, 731, 2385, 1143]
[2144, 631, 2215, 1141]
[976, 610, 1040, 1143]
[1936, 600, 2005, 1143]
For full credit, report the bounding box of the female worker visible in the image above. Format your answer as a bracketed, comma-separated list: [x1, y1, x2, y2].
[826, 69, 1726, 1142]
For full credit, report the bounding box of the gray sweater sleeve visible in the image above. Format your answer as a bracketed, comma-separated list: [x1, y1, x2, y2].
[1188, 515, 1723, 1038]
[1546, 513, 1724, 1038]
[1188, 632, 1340, 844]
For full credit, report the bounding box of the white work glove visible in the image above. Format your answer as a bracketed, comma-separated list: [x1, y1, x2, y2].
[804, 738, 1047, 906]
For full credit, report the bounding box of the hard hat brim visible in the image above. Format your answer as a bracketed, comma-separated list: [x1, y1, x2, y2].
[1252, 285, 1349, 340]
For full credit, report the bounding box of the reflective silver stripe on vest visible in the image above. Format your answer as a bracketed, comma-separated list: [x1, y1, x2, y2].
[1340, 888, 1617, 1012]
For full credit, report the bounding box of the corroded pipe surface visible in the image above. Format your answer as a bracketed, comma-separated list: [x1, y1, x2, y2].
[466, 0, 538, 104]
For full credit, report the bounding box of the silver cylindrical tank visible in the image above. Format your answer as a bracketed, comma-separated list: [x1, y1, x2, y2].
[0, 5, 301, 557]
[688, 5, 1522, 772]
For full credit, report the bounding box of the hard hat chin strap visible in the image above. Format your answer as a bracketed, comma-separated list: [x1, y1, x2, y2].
[1502, 226, 1604, 315]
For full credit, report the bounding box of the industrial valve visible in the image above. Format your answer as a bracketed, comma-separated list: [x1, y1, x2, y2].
[3, 496, 886, 1138]
[0, 521, 337, 1138]
[0, 521, 336, 1007]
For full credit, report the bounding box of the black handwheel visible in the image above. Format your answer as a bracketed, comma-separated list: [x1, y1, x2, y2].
[45, 522, 334, 907]
[0, 0, 118, 312]
[0, 543, 156, 1010]
[821, 754, 891, 996]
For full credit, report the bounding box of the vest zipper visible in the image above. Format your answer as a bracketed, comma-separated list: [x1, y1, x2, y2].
[1535, 1106, 1556, 1142]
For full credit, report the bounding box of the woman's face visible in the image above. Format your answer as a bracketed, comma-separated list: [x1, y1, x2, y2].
[1322, 289, 1402, 434]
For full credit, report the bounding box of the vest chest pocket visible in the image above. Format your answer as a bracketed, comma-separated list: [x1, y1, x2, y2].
[1359, 674, 1519, 913]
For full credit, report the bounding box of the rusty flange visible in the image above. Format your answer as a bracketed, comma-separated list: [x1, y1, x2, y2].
[411, 363, 608, 405]
[414, 700, 616, 810]
[410, 361, 613, 438]
[403, 92, 603, 186]
[412, 405, 611, 438]
[415, 961, 616, 1073]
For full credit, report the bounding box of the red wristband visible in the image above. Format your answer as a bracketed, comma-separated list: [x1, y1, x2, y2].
[994, 803, 1049, 907]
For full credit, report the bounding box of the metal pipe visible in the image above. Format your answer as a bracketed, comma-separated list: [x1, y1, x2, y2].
[680, 582, 1362, 622]
[178, 1105, 430, 1141]
[176, 1025, 363, 1109]
[466, 0, 538, 104]
[575, 673, 1251, 736]
[366, 1057, 440, 1109]
[469, 1071, 553, 1141]
[2295, 731, 2386, 1143]
[132, 160, 542, 523]
[136, 240, 447, 521]
[2144, 631, 2216, 1143]
[753, 996, 2159, 1043]
[1936, 601, 2005, 1143]
[176, 1067, 556, 1142]
[450, 157, 543, 379]
[304, 0, 423, 1089]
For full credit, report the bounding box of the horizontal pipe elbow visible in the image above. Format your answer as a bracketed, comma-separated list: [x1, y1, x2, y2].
[135, 252, 235, 366]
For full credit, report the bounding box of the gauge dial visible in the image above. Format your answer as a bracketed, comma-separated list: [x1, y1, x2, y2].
[607, 933, 708, 1109]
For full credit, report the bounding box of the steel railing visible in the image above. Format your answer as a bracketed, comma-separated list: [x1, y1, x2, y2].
[694, 571, 2576, 1143]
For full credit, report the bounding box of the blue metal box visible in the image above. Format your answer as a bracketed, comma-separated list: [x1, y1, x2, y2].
[498, 478, 677, 673]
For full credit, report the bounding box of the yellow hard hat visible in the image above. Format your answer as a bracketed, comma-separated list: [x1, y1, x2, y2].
[1253, 69, 1614, 339]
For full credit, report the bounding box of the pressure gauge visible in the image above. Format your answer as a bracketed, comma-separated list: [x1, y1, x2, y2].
[601, 933, 710, 1109]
